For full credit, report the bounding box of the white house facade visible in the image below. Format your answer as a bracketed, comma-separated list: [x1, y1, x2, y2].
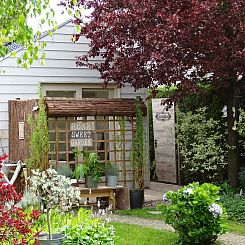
[0, 20, 150, 187]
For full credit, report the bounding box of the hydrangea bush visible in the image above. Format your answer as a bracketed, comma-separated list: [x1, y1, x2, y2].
[159, 182, 227, 245]
[29, 168, 80, 239]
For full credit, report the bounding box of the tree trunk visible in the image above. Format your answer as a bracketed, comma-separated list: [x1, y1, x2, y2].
[222, 85, 240, 187]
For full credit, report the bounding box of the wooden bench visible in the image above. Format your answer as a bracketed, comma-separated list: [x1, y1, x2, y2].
[78, 186, 129, 210]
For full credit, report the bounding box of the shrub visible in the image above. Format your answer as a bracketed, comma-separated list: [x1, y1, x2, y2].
[40, 208, 115, 245]
[159, 182, 227, 245]
[220, 195, 245, 222]
[0, 165, 41, 244]
[177, 107, 228, 183]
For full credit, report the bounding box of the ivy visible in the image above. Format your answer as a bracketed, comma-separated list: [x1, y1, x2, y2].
[237, 109, 245, 150]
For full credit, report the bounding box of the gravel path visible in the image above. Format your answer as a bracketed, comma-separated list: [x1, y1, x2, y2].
[110, 214, 245, 245]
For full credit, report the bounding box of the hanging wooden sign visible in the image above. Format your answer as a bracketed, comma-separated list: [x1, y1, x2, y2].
[70, 122, 94, 147]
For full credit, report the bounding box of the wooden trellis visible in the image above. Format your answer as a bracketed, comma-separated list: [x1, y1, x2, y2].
[9, 98, 147, 188]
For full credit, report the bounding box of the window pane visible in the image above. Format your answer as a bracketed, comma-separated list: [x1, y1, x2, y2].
[46, 91, 75, 98]
[82, 89, 109, 98]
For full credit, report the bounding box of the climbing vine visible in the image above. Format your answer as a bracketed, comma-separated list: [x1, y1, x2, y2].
[131, 97, 144, 190]
[26, 86, 49, 171]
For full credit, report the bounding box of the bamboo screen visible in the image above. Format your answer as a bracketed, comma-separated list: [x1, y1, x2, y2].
[48, 116, 136, 187]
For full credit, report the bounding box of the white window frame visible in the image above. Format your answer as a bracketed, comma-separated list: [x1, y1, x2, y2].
[41, 83, 120, 99]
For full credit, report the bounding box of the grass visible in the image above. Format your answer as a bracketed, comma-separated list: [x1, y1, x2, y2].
[115, 207, 164, 220]
[116, 207, 245, 235]
[112, 222, 177, 245]
[227, 221, 245, 235]
[112, 222, 221, 245]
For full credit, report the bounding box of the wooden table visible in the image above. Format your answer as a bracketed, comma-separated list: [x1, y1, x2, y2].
[78, 186, 125, 210]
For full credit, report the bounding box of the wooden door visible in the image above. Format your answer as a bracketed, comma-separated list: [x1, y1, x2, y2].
[152, 98, 177, 183]
[8, 99, 38, 162]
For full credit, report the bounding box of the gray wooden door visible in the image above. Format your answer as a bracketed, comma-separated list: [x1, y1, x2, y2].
[152, 99, 177, 183]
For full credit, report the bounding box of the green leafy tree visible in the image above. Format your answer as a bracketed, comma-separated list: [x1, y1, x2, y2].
[0, 0, 56, 67]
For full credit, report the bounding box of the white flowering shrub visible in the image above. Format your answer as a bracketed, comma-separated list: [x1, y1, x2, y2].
[29, 169, 80, 238]
[177, 107, 228, 183]
[29, 168, 80, 211]
[159, 183, 227, 245]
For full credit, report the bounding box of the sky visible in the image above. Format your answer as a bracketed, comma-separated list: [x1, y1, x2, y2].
[28, 0, 70, 32]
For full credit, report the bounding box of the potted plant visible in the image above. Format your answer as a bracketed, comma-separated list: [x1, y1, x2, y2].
[130, 97, 145, 209]
[105, 161, 118, 187]
[56, 164, 73, 178]
[74, 152, 104, 189]
[29, 168, 80, 244]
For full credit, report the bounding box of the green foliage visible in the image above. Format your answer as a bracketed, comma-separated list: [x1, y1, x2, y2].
[217, 182, 235, 196]
[159, 183, 227, 245]
[238, 171, 245, 190]
[20, 190, 41, 209]
[178, 85, 224, 120]
[56, 164, 73, 178]
[177, 107, 228, 183]
[152, 86, 177, 98]
[26, 86, 49, 171]
[221, 195, 245, 222]
[105, 161, 118, 176]
[40, 208, 115, 245]
[0, 0, 57, 66]
[74, 152, 104, 182]
[131, 97, 145, 190]
[237, 109, 245, 150]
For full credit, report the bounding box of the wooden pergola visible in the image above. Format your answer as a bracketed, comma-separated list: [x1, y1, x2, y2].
[45, 98, 147, 117]
[9, 98, 147, 188]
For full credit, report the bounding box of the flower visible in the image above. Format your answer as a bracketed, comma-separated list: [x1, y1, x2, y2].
[183, 188, 194, 196]
[29, 168, 80, 211]
[162, 193, 168, 202]
[29, 168, 81, 239]
[208, 203, 223, 218]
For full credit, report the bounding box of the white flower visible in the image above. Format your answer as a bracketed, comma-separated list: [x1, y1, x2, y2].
[208, 203, 223, 218]
[162, 193, 168, 202]
[183, 188, 194, 196]
[29, 168, 80, 212]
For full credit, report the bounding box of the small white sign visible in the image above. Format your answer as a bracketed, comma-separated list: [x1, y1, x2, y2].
[70, 122, 94, 147]
[19, 122, 25, 140]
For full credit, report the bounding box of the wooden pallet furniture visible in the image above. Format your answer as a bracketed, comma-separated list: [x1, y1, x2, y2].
[78, 186, 130, 210]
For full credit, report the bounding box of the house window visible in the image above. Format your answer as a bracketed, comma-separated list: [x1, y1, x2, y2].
[46, 91, 75, 98]
[82, 89, 110, 98]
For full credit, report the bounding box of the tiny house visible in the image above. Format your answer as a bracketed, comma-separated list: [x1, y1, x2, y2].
[0, 20, 150, 188]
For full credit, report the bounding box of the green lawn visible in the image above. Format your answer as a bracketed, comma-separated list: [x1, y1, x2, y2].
[116, 207, 245, 235]
[227, 221, 245, 235]
[112, 222, 221, 245]
[112, 222, 177, 245]
[115, 207, 164, 220]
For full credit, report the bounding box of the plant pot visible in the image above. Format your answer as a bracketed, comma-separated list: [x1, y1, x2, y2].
[85, 176, 99, 188]
[38, 233, 65, 245]
[130, 190, 144, 209]
[107, 175, 118, 187]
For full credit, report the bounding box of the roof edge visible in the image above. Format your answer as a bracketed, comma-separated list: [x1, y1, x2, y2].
[1, 19, 73, 62]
